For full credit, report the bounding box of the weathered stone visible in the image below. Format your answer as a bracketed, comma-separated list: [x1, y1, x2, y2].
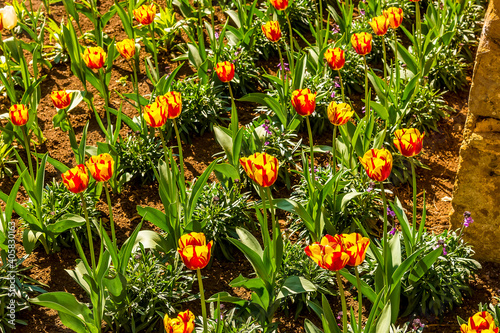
[450, 118, 500, 262]
[468, 0, 500, 120]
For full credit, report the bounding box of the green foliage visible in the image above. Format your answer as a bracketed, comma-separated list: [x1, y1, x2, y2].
[0, 140, 16, 178]
[402, 83, 453, 133]
[194, 302, 262, 333]
[219, 45, 264, 95]
[105, 246, 196, 332]
[115, 133, 164, 184]
[192, 182, 252, 260]
[0, 255, 45, 332]
[361, 229, 481, 316]
[429, 47, 468, 92]
[170, 76, 229, 142]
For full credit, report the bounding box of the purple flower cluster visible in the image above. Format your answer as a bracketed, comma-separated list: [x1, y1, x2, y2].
[366, 182, 375, 192]
[389, 227, 396, 236]
[261, 121, 273, 136]
[463, 211, 474, 227]
[434, 239, 447, 255]
[387, 207, 396, 218]
[331, 24, 340, 34]
[277, 62, 290, 72]
[411, 318, 425, 331]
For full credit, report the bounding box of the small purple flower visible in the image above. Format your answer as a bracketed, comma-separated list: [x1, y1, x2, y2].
[334, 80, 341, 88]
[366, 182, 374, 192]
[412, 318, 425, 330]
[361, 106, 366, 114]
[443, 245, 448, 256]
[360, 8, 365, 15]
[330, 91, 336, 98]
[434, 239, 448, 255]
[337, 311, 343, 320]
[463, 211, 474, 227]
[215, 31, 220, 40]
[277, 62, 290, 72]
[387, 207, 396, 218]
[264, 141, 270, 146]
[389, 227, 396, 236]
[331, 23, 340, 34]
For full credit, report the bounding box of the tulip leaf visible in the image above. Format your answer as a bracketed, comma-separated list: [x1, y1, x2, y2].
[304, 320, 322, 333]
[46, 214, 86, 235]
[373, 302, 391, 333]
[276, 276, 316, 300]
[339, 269, 377, 303]
[408, 246, 442, 283]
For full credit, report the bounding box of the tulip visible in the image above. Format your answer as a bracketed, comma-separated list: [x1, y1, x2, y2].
[116, 39, 136, 60]
[86, 153, 114, 182]
[384, 7, 403, 29]
[327, 102, 353, 126]
[270, 0, 288, 11]
[351, 32, 372, 56]
[461, 312, 499, 333]
[215, 61, 235, 83]
[133, 4, 156, 25]
[62, 165, 89, 194]
[359, 148, 393, 182]
[369, 15, 389, 36]
[156, 92, 182, 119]
[305, 234, 349, 271]
[393, 128, 424, 157]
[324, 48, 345, 71]
[178, 232, 213, 270]
[239, 152, 279, 188]
[0, 6, 17, 30]
[262, 21, 281, 42]
[164, 310, 195, 333]
[51, 90, 71, 109]
[340, 233, 370, 266]
[291, 88, 317, 117]
[144, 101, 167, 128]
[83, 47, 106, 70]
[9, 104, 29, 126]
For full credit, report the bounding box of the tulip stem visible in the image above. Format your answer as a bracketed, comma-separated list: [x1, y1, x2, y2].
[148, 23, 160, 83]
[158, 127, 170, 167]
[338, 70, 345, 103]
[98, 69, 111, 134]
[393, 30, 400, 109]
[172, 119, 185, 183]
[80, 192, 96, 271]
[259, 186, 271, 249]
[331, 125, 337, 171]
[363, 55, 369, 119]
[277, 43, 286, 83]
[382, 38, 387, 85]
[266, 187, 276, 242]
[21, 125, 35, 182]
[416, 2, 421, 61]
[306, 117, 315, 185]
[285, 12, 295, 78]
[227, 82, 238, 137]
[336, 271, 348, 333]
[196, 268, 208, 333]
[104, 182, 117, 248]
[355, 266, 363, 330]
[131, 58, 145, 133]
[379, 182, 390, 291]
[411, 162, 417, 245]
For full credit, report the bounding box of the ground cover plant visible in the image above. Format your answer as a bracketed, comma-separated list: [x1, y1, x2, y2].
[0, 0, 493, 332]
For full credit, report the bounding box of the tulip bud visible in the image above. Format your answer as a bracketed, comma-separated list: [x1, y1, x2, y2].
[369, 15, 389, 36]
[270, 0, 288, 11]
[215, 61, 235, 83]
[86, 153, 114, 182]
[239, 152, 279, 188]
[351, 32, 372, 56]
[164, 310, 195, 333]
[156, 91, 182, 119]
[116, 39, 136, 60]
[51, 90, 72, 109]
[178, 233, 213, 270]
[384, 7, 404, 29]
[83, 47, 106, 70]
[9, 104, 29, 126]
[359, 148, 393, 182]
[393, 128, 425, 157]
[262, 21, 281, 42]
[291, 88, 317, 117]
[327, 102, 353, 126]
[324, 48, 345, 71]
[62, 165, 89, 194]
[144, 101, 168, 128]
[0, 6, 17, 30]
[133, 4, 156, 25]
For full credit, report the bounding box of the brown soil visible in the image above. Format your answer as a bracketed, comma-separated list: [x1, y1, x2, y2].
[0, 0, 498, 332]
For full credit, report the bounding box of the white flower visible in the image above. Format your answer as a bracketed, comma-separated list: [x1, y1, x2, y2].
[0, 6, 17, 30]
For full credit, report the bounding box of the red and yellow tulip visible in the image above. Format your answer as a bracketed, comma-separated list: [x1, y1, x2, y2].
[305, 235, 350, 271]
[351, 32, 372, 56]
[144, 101, 167, 128]
[9, 104, 29, 126]
[239, 152, 279, 188]
[262, 21, 281, 42]
[291, 88, 317, 117]
[83, 47, 106, 70]
[324, 48, 345, 71]
[384, 7, 404, 29]
[164, 310, 195, 333]
[270, 0, 288, 10]
[62, 165, 89, 194]
[369, 15, 389, 36]
[359, 148, 393, 182]
[178, 233, 213, 270]
[133, 4, 156, 25]
[215, 61, 235, 83]
[116, 39, 136, 60]
[86, 153, 114, 183]
[461, 312, 499, 333]
[327, 102, 353, 126]
[156, 92, 182, 119]
[340, 233, 370, 266]
[51, 90, 71, 109]
[393, 128, 424, 157]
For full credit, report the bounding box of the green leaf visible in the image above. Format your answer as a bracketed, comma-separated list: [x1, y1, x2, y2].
[374, 302, 391, 333]
[276, 276, 316, 300]
[46, 214, 86, 234]
[304, 319, 323, 333]
[408, 246, 442, 283]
